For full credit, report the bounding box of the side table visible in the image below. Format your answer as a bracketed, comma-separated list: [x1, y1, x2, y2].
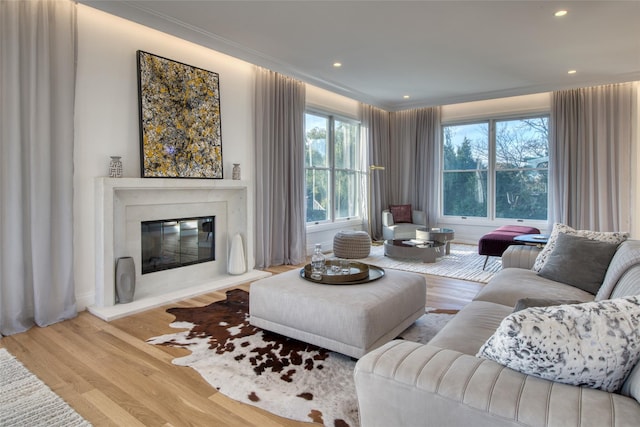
[513, 234, 549, 247]
[416, 227, 455, 255]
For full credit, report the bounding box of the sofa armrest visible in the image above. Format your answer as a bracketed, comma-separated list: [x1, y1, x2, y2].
[412, 210, 427, 226]
[382, 210, 394, 227]
[501, 245, 541, 270]
[355, 340, 640, 427]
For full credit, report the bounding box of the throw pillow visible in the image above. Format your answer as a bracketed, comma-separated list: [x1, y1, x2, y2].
[513, 297, 582, 312]
[389, 204, 412, 223]
[537, 232, 619, 294]
[532, 223, 629, 272]
[477, 296, 640, 392]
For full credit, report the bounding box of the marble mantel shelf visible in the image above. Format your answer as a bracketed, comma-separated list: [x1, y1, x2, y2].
[99, 177, 250, 191]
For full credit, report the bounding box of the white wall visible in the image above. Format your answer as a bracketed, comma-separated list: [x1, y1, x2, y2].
[74, 5, 256, 309]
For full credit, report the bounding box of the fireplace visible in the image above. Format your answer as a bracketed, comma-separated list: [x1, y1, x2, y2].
[141, 216, 215, 274]
[90, 178, 271, 321]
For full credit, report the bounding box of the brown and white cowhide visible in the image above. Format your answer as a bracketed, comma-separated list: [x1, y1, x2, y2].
[147, 289, 454, 427]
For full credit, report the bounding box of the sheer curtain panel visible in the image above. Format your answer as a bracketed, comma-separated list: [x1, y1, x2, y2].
[550, 83, 635, 232]
[254, 67, 306, 267]
[360, 104, 391, 241]
[0, 0, 78, 335]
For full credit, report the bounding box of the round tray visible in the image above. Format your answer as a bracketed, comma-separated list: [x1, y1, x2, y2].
[300, 261, 385, 285]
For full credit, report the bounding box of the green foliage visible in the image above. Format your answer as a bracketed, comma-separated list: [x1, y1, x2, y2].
[443, 116, 549, 219]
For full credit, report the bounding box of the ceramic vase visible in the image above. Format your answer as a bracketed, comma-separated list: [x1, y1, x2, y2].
[115, 256, 135, 303]
[109, 156, 123, 178]
[232, 163, 241, 180]
[228, 233, 246, 275]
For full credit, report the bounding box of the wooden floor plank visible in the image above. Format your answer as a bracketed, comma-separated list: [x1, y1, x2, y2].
[0, 265, 483, 426]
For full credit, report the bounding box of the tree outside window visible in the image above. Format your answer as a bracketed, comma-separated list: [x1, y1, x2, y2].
[442, 116, 549, 220]
[305, 112, 363, 224]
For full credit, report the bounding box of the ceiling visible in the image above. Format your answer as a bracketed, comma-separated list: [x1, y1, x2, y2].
[81, 1, 640, 111]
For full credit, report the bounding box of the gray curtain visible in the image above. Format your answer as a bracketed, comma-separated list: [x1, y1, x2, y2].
[254, 67, 306, 267]
[0, 0, 78, 335]
[550, 83, 634, 232]
[360, 104, 390, 241]
[361, 105, 441, 239]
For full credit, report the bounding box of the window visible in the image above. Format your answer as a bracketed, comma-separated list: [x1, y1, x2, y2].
[442, 115, 549, 221]
[305, 111, 363, 224]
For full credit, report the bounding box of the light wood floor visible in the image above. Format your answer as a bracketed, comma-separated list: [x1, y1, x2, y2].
[0, 263, 483, 427]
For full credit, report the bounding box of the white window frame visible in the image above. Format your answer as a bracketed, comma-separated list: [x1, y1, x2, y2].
[439, 113, 550, 229]
[304, 109, 364, 228]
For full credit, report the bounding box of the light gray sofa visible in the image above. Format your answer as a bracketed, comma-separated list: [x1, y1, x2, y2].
[354, 240, 640, 427]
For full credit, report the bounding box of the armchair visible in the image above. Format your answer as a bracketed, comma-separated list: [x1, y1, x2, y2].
[382, 209, 427, 240]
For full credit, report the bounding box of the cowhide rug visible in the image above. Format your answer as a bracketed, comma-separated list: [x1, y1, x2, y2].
[147, 289, 455, 427]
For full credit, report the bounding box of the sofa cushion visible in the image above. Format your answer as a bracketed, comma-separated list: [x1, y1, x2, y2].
[473, 268, 594, 308]
[389, 204, 412, 223]
[513, 297, 582, 312]
[537, 232, 619, 294]
[428, 301, 513, 356]
[477, 296, 640, 392]
[621, 361, 640, 404]
[597, 240, 640, 300]
[532, 223, 629, 272]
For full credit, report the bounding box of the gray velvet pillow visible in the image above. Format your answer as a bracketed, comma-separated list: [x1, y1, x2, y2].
[537, 232, 619, 294]
[513, 298, 582, 312]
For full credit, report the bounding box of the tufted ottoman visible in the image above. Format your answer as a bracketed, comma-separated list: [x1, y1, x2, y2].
[333, 230, 371, 259]
[478, 225, 540, 269]
[249, 268, 426, 358]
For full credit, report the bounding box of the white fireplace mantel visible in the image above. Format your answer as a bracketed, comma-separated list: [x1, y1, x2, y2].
[89, 177, 270, 321]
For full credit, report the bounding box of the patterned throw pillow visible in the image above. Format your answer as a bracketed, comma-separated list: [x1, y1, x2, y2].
[389, 204, 412, 223]
[477, 296, 640, 392]
[532, 223, 629, 272]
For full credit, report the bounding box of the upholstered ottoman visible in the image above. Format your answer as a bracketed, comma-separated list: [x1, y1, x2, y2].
[478, 225, 540, 268]
[249, 268, 426, 358]
[333, 230, 371, 259]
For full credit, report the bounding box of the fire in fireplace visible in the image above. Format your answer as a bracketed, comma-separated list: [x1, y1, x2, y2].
[141, 216, 215, 274]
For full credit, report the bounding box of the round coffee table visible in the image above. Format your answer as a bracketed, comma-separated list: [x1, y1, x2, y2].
[384, 239, 445, 263]
[416, 227, 455, 255]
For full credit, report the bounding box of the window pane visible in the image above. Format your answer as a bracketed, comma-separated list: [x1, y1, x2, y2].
[335, 119, 359, 170]
[443, 123, 488, 170]
[496, 170, 548, 220]
[305, 113, 329, 168]
[443, 171, 487, 217]
[306, 169, 330, 222]
[335, 170, 360, 219]
[495, 117, 549, 169]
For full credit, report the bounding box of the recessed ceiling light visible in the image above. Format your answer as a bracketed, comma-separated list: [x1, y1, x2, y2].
[555, 10, 568, 17]
[403, 95, 410, 99]
[567, 70, 577, 75]
[333, 62, 342, 68]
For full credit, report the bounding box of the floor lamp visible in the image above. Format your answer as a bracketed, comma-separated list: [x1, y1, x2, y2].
[367, 165, 385, 240]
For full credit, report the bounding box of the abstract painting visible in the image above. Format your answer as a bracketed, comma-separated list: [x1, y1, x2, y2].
[137, 51, 223, 178]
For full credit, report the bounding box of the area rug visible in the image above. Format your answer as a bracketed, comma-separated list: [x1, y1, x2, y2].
[0, 348, 91, 427]
[148, 289, 455, 427]
[353, 243, 502, 283]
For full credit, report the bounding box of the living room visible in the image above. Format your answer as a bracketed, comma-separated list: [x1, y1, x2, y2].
[2, 1, 640, 426]
[73, 2, 640, 313]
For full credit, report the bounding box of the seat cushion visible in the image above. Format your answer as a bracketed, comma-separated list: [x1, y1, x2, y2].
[428, 301, 514, 356]
[473, 268, 595, 308]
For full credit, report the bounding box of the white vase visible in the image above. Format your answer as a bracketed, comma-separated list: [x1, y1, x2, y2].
[115, 256, 135, 303]
[228, 233, 246, 275]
